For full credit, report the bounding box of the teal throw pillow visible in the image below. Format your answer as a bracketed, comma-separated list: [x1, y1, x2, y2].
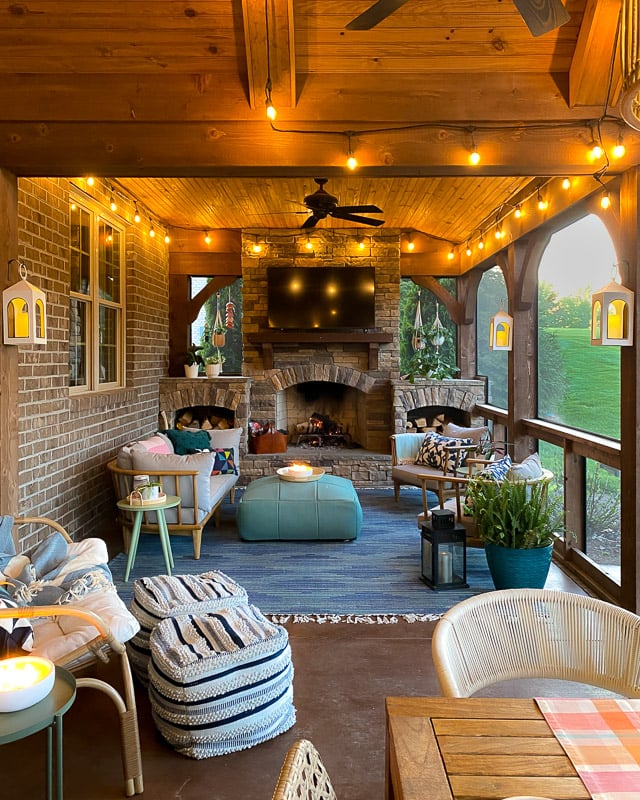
[162, 429, 211, 456]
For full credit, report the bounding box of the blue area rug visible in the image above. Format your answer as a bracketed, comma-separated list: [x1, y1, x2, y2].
[109, 488, 496, 620]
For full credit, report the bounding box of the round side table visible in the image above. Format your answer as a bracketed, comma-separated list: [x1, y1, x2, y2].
[116, 494, 181, 580]
[0, 666, 76, 800]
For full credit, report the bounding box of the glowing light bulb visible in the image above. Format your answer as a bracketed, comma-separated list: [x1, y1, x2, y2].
[407, 236, 415, 252]
[537, 191, 548, 211]
[266, 101, 277, 121]
[110, 194, 117, 212]
[478, 236, 484, 250]
[465, 243, 472, 257]
[590, 142, 604, 160]
[495, 225, 503, 240]
[447, 248, 455, 261]
[347, 153, 358, 171]
[149, 219, 155, 238]
[134, 204, 141, 223]
[305, 237, 313, 251]
[613, 136, 626, 159]
[252, 242, 262, 254]
[204, 231, 211, 245]
[86, 176, 95, 187]
[358, 238, 365, 250]
[562, 177, 571, 190]
[514, 204, 522, 219]
[600, 191, 611, 209]
[469, 149, 480, 166]
[164, 232, 171, 244]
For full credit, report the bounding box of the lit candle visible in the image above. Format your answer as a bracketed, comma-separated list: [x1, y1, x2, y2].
[288, 463, 313, 477]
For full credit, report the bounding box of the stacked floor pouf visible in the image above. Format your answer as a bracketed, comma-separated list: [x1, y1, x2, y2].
[127, 571, 249, 686]
[148, 604, 295, 757]
[127, 570, 295, 757]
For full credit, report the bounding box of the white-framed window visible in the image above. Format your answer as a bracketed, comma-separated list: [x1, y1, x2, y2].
[69, 195, 125, 392]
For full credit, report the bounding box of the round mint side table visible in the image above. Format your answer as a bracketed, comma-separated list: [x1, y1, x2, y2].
[0, 666, 76, 800]
[116, 494, 181, 580]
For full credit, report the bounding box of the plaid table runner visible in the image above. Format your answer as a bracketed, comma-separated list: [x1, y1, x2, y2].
[536, 697, 640, 800]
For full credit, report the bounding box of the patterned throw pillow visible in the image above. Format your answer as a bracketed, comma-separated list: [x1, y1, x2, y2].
[0, 591, 34, 658]
[479, 454, 512, 481]
[211, 447, 238, 475]
[414, 432, 473, 471]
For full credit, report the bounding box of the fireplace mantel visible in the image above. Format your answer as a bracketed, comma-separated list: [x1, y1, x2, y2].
[248, 331, 393, 370]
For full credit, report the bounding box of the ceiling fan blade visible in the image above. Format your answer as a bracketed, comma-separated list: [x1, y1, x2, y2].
[301, 214, 320, 229]
[345, 0, 413, 30]
[336, 204, 384, 214]
[513, 0, 570, 36]
[330, 210, 385, 226]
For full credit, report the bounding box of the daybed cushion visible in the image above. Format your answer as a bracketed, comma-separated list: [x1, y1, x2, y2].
[130, 450, 216, 520]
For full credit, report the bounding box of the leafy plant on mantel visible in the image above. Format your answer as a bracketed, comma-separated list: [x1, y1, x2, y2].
[465, 478, 559, 549]
[184, 344, 205, 367]
[404, 346, 460, 382]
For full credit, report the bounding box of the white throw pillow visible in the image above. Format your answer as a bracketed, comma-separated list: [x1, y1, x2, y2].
[508, 452, 544, 481]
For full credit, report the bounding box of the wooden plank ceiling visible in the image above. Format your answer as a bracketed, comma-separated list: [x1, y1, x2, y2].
[0, 0, 634, 249]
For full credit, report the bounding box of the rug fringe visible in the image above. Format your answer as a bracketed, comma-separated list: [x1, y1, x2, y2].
[266, 613, 442, 624]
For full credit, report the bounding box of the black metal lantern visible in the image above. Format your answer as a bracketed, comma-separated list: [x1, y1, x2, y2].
[421, 514, 468, 591]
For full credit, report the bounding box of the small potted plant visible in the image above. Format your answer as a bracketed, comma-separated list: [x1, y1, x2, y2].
[184, 344, 205, 378]
[405, 347, 460, 382]
[205, 350, 225, 378]
[465, 477, 560, 589]
[212, 323, 226, 348]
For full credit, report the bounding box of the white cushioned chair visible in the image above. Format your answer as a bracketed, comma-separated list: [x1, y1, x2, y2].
[432, 588, 640, 698]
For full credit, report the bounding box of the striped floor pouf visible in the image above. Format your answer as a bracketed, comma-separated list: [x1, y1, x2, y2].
[127, 571, 248, 685]
[148, 604, 295, 758]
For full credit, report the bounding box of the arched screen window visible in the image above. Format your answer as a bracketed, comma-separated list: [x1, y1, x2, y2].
[537, 214, 619, 438]
[476, 266, 508, 408]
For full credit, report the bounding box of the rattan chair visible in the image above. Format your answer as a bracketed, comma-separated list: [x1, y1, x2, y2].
[0, 517, 143, 796]
[432, 588, 640, 698]
[272, 739, 337, 800]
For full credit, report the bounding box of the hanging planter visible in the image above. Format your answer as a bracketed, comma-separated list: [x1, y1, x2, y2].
[212, 293, 226, 346]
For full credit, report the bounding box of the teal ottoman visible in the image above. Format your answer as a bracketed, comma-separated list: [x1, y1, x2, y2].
[237, 474, 362, 541]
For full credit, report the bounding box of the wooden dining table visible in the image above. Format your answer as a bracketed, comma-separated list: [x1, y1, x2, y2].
[385, 696, 592, 800]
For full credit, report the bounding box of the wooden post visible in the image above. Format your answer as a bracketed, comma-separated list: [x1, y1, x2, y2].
[617, 168, 640, 612]
[0, 169, 19, 515]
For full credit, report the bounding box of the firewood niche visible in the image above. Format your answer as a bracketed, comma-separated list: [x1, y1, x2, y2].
[248, 331, 393, 370]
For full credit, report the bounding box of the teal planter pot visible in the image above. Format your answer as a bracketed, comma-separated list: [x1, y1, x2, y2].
[484, 542, 553, 590]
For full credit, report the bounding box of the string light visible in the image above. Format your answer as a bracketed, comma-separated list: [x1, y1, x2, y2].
[478, 234, 485, 250]
[357, 236, 366, 250]
[465, 241, 472, 257]
[514, 203, 522, 219]
[613, 132, 626, 159]
[109, 189, 117, 212]
[252, 237, 262, 254]
[164, 230, 171, 244]
[468, 130, 480, 166]
[305, 235, 313, 250]
[148, 218, 155, 238]
[133, 203, 141, 223]
[264, 0, 277, 121]
[86, 176, 95, 187]
[537, 188, 548, 211]
[600, 190, 611, 209]
[494, 214, 503, 240]
[346, 132, 358, 170]
[204, 231, 211, 245]
[447, 247, 455, 261]
[406, 233, 415, 251]
[561, 177, 571, 190]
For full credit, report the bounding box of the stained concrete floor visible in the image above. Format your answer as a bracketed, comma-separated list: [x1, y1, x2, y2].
[0, 563, 588, 800]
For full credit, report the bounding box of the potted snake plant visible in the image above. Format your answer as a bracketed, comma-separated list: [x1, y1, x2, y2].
[465, 477, 560, 589]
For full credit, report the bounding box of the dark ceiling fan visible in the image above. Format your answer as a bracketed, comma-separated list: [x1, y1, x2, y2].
[300, 178, 385, 229]
[345, 0, 570, 37]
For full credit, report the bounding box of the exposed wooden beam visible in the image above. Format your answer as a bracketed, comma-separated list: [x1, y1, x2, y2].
[0, 73, 606, 123]
[569, 0, 621, 108]
[1, 121, 638, 177]
[242, 0, 295, 111]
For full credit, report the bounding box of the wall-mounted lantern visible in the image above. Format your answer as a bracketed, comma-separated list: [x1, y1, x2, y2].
[3, 259, 47, 345]
[591, 270, 634, 347]
[489, 299, 513, 351]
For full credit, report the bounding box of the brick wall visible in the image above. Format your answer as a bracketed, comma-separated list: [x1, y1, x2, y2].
[16, 178, 169, 544]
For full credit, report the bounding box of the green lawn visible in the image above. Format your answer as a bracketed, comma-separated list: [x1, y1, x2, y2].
[541, 327, 620, 440]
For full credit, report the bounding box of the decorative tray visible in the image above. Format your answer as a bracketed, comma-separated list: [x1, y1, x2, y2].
[126, 491, 167, 506]
[277, 466, 325, 483]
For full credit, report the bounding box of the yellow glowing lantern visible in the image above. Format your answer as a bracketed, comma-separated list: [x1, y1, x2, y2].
[0, 655, 55, 712]
[3, 260, 47, 345]
[591, 280, 634, 346]
[489, 301, 513, 351]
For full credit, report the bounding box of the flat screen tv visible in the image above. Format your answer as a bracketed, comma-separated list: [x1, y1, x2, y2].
[267, 266, 376, 330]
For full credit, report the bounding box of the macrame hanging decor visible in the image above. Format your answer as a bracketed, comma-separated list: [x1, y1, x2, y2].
[411, 296, 424, 351]
[429, 301, 445, 351]
[212, 293, 226, 346]
[225, 286, 235, 329]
